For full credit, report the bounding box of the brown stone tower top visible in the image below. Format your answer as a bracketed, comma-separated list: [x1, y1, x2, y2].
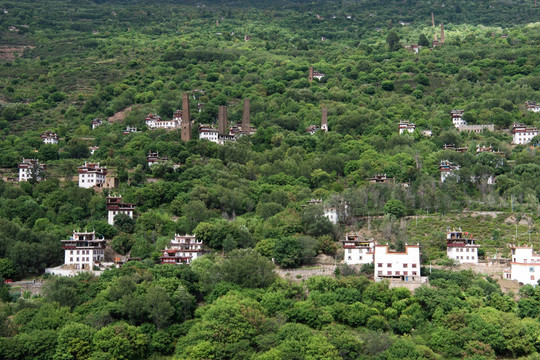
[181, 93, 191, 141]
[308, 66, 314, 83]
[321, 105, 328, 132]
[431, 12, 435, 27]
[218, 105, 228, 135]
[242, 98, 250, 133]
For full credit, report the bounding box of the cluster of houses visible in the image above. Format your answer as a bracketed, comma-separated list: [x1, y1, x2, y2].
[341, 233, 423, 282]
[342, 227, 540, 286]
[197, 99, 257, 145]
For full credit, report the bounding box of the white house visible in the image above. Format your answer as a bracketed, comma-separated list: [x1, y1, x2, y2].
[147, 151, 168, 167]
[374, 244, 421, 281]
[18, 159, 45, 182]
[439, 160, 460, 182]
[41, 131, 59, 144]
[123, 126, 139, 134]
[446, 228, 479, 264]
[78, 162, 107, 188]
[451, 110, 466, 128]
[504, 245, 540, 285]
[60, 230, 106, 270]
[160, 234, 208, 265]
[512, 123, 539, 145]
[398, 121, 415, 134]
[526, 101, 540, 112]
[106, 195, 135, 226]
[145, 111, 181, 130]
[91, 119, 104, 129]
[342, 233, 375, 265]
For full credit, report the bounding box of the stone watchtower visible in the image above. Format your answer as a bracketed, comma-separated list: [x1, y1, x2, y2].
[218, 105, 228, 135]
[242, 98, 250, 133]
[321, 105, 328, 131]
[181, 93, 191, 141]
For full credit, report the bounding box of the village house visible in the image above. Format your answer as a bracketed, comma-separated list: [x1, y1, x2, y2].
[398, 121, 415, 134]
[89, 146, 99, 155]
[512, 123, 539, 145]
[526, 101, 540, 112]
[342, 233, 375, 265]
[106, 195, 135, 226]
[78, 162, 107, 188]
[446, 228, 479, 264]
[306, 125, 319, 135]
[41, 131, 59, 144]
[374, 244, 421, 282]
[18, 158, 45, 182]
[160, 234, 208, 265]
[145, 111, 181, 130]
[504, 245, 540, 285]
[451, 110, 466, 128]
[147, 151, 168, 167]
[439, 160, 460, 182]
[60, 230, 106, 270]
[122, 126, 139, 134]
[421, 129, 432, 137]
[229, 123, 257, 136]
[91, 118, 104, 129]
[198, 124, 237, 145]
[367, 174, 394, 184]
[476, 145, 505, 156]
[443, 144, 468, 153]
[304, 199, 343, 225]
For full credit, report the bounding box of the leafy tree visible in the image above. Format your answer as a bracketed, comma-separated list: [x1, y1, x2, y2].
[220, 248, 276, 288]
[383, 199, 406, 218]
[386, 30, 400, 51]
[418, 33, 430, 47]
[54, 323, 96, 360]
[92, 322, 148, 360]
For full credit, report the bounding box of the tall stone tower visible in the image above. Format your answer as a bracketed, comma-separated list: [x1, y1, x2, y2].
[308, 66, 314, 83]
[242, 98, 250, 133]
[440, 22, 445, 44]
[218, 105, 228, 135]
[321, 105, 328, 132]
[431, 12, 434, 27]
[181, 93, 191, 141]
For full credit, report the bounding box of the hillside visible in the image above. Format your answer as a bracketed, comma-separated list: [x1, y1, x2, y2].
[1, 0, 540, 359]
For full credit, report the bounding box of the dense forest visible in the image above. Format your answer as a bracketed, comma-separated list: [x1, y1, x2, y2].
[1, 0, 540, 358]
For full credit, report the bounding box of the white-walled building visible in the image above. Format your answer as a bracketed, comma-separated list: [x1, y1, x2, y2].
[61, 230, 106, 270]
[91, 119, 104, 129]
[18, 158, 45, 182]
[504, 245, 540, 285]
[198, 125, 237, 145]
[147, 151, 168, 167]
[446, 228, 479, 264]
[41, 131, 59, 144]
[123, 126, 139, 134]
[145, 111, 181, 130]
[451, 110, 466, 128]
[342, 233, 375, 265]
[374, 244, 421, 281]
[324, 206, 338, 224]
[439, 160, 460, 182]
[160, 234, 208, 265]
[512, 123, 539, 145]
[526, 101, 540, 112]
[78, 162, 107, 188]
[106, 195, 135, 226]
[398, 121, 416, 134]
